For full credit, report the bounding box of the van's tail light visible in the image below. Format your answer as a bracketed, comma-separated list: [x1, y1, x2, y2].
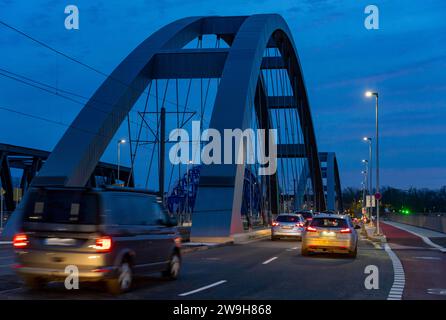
[92, 236, 112, 252]
[340, 228, 352, 234]
[13, 233, 29, 248]
[306, 226, 317, 232]
[174, 236, 182, 247]
[272, 221, 279, 227]
[295, 222, 304, 227]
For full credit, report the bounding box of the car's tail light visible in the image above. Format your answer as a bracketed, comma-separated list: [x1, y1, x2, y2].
[340, 228, 352, 234]
[306, 226, 317, 232]
[272, 221, 279, 227]
[295, 222, 304, 227]
[13, 233, 29, 248]
[92, 236, 112, 252]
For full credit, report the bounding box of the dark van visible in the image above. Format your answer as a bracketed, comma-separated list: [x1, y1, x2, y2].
[12, 186, 181, 294]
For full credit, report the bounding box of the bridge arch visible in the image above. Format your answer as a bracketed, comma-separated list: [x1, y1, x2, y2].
[22, 15, 325, 240]
[191, 15, 326, 238]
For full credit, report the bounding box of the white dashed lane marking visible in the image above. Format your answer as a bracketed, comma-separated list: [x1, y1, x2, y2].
[262, 257, 278, 265]
[384, 243, 405, 300]
[178, 280, 227, 297]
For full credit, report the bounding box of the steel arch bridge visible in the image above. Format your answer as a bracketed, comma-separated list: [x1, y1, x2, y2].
[10, 14, 343, 241]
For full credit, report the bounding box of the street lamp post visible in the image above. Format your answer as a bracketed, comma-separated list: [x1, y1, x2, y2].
[117, 139, 126, 184]
[365, 91, 380, 235]
[361, 159, 368, 216]
[0, 188, 4, 230]
[186, 160, 192, 224]
[363, 137, 373, 220]
[361, 170, 367, 202]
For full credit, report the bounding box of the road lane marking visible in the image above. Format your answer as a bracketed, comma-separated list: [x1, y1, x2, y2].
[262, 257, 278, 265]
[427, 288, 446, 296]
[178, 280, 227, 297]
[203, 257, 221, 261]
[384, 243, 405, 300]
[413, 256, 442, 260]
[0, 287, 22, 294]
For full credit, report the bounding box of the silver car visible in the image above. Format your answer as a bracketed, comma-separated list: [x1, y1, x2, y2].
[301, 214, 360, 257]
[271, 214, 305, 241]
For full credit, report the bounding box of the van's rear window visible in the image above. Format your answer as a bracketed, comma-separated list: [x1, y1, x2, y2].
[24, 189, 98, 224]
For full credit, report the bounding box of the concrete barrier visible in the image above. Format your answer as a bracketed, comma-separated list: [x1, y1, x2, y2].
[387, 214, 446, 233]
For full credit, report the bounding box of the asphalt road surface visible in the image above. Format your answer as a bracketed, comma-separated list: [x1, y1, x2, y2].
[1, 222, 445, 300]
[0, 234, 394, 300]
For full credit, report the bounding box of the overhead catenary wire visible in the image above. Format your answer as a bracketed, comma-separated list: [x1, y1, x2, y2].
[0, 26, 209, 191]
[0, 19, 208, 122]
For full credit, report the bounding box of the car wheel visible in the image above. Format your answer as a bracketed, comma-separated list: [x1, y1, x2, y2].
[107, 260, 133, 295]
[162, 251, 181, 280]
[349, 245, 358, 258]
[23, 276, 46, 290]
[301, 247, 309, 256]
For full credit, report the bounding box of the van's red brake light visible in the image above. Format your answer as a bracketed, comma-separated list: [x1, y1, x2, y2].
[306, 226, 317, 232]
[13, 233, 29, 248]
[93, 236, 112, 252]
[272, 221, 280, 227]
[340, 228, 352, 234]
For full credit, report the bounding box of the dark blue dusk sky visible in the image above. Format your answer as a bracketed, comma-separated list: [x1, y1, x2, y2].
[0, 0, 445, 189]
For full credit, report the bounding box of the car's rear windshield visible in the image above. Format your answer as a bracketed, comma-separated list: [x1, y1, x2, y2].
[276, 215, 301, 222]
[24, 189, 99, 224]
[310, 218, 347, 228]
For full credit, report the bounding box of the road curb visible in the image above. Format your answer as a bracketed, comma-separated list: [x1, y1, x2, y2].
[181, 241, 233, 255]
[233, 228, 271, 244]
[362, 224, 387, 243]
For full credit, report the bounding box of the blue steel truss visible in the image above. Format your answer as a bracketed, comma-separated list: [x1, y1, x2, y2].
[166, 166, 262, 224]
